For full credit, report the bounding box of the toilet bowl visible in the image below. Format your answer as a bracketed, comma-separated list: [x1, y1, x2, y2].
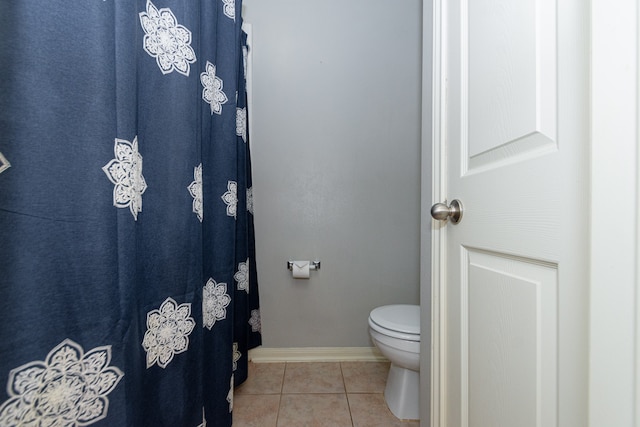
[368, 304, 420, 420]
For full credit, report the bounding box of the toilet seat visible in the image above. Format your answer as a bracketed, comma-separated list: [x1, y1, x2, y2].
[369, 304, 420, 342]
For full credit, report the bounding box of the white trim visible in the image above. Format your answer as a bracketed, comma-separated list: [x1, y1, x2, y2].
[248, 347, 387, 363]
[422, 0, 446, 426]
[589, 1, 640, 426]
[635, 6, 640, 424]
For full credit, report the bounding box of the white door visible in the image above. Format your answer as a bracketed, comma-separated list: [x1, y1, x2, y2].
[433, 0, 589, 426]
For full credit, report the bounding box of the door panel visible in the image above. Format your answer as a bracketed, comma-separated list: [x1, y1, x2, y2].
[441, 0, 589, 425]
[463, 249, 557, 427]
[466, 0, 557, 172]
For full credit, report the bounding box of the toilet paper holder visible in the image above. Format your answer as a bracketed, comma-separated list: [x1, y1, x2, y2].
[287, 260, 321, 271]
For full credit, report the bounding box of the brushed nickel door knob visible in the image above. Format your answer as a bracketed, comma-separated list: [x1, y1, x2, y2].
[431, 199, 463, 224]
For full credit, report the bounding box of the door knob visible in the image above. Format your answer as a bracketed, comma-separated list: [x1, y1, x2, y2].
[431, 199, 463, 224]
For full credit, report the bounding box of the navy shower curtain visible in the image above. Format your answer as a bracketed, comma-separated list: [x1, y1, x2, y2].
[0, 0, 261, 425]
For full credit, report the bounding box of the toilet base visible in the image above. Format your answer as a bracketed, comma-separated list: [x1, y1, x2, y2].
[384, 363, 420, 420]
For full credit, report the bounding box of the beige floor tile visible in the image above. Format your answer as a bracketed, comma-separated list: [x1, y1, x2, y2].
[236, 362, 286, 395]
[277, 394, 353, 427]
[282, 362, 345, 394]
[233, 394, 281, 427]
[348, 393, 419, 427]
[341, 361, 389, 393]
[237, 361, 421, 427]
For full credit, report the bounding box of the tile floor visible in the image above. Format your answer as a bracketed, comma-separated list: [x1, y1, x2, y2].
[234, 361, 419, 427]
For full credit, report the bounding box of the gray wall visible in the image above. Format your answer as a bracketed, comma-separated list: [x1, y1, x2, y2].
[243, 0, 423, 347]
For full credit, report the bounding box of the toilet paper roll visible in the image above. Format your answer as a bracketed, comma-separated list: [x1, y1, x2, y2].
[292, 261, 310, 279]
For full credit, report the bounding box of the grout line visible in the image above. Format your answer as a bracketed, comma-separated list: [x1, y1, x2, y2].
[340, 362, 356, 426]
[274, 393, 282, 427]
[280, 362, 287, 394]
[275, 362, 285, 427]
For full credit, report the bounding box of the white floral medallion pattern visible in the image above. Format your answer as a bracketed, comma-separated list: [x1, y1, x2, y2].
[188, 163, 203, 222]
[197, 407, 206, 427]
[236, 107, 247, 143]
[246, 187, 254, 215]
[139, 0, 196, 76]
[221, 181, 238, 219]
[142, 297, 196, 369]
[242, 45, 248, 79]
[103, 136, 147, 221]
[0, 339, 123, 427]
[249, 309, 261, 333]
[227, 375, 233, 413]
[222, 0, 235, 20]
[232, 342, 241, 372]
[200, 61, 228, 115]
[202, 278, 231, 330]
[234, 259, 249, 293]
[0, 152, 10, 174]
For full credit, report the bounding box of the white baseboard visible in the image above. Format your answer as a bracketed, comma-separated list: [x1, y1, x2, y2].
[248, 347, 387, 363]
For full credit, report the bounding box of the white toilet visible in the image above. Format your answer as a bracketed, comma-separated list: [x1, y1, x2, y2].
[368, 304, 420, 420]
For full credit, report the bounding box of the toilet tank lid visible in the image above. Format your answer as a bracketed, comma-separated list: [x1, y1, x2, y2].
[369, 304, 420, 335]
